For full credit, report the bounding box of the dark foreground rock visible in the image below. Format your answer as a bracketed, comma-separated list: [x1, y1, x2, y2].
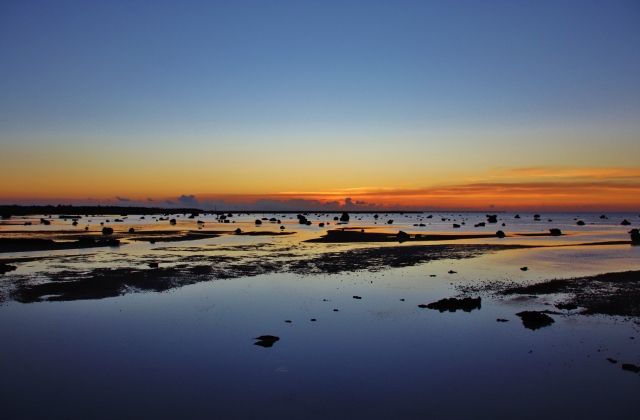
[516, 311, 555, 330]
[253, 335, 280, 348]
[621, 363, 640, 373]
[423, 297, 481, 313]
[0, 263, 17, 275]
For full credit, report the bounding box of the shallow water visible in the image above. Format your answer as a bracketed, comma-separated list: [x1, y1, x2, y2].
[1, 212, 639, 419]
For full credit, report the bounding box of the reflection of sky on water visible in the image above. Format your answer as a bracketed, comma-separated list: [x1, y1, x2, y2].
[2, 249, 640, 417]
[1, 213, 640, 418]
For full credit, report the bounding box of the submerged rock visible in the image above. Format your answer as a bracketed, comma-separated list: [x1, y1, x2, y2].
[516, 311, 555, 330]
[422, 297, 481, 313]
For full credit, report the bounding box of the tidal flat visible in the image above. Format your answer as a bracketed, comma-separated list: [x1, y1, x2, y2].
[1, 211, 639, 419]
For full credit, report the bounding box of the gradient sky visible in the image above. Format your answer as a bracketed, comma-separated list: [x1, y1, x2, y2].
[1, 0, 639, 210]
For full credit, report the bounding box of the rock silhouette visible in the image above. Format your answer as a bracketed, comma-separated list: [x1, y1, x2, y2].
[620, 219, 631, 226]
[340, 213, 350, 222]
[621, 363, 640, 373]
[577, 221, 585, 226]
[422, 297, 481, 312]
[255, 219, 262, 225]
[496, 230, 505, 238]
[0, 263, 17, 275]
[253, 335, 280, 348]
[487, 215, 498, 223]
[453, 224, 460, 228]
[630, 229, 640, 242]
[516, 311, 555, 330]
[549, 228, 562, 236]
[102, 227, 114, 235]
[474, 222, 485, 227]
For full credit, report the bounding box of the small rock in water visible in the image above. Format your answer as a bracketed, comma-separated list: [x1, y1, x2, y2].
[496, 318, 509, 322]
[253, 335, 280, 348]
[576, 220, 585, 226]
[400, 298, 405, 301]
[285, 320, 291, 323]
[516, 311, 555, 330]
[353, 295, 362, 299]
[621, 363, 640, 373]
[448, 270, 457, 274]
[520, 267, 528, 271]
[310, 318, 317, 322]
[549, 228, 562, 236]
[496, 230, 505, 238]
[333, 309, 339, 312]
[606, 358, 618, 364]
[422, 297, 481, 313]
[620, 219, 631, 226]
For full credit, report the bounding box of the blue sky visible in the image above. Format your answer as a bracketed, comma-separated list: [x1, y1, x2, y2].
[1, 1, 639, 210]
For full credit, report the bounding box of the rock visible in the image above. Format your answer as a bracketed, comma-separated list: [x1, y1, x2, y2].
[496, 230, 505, 238]
[520, 267, 528, 271]
[1, 214, 11, 219]
[487, 215, 498, 223]
[170, 219, 176, 225]
[422, 297, 481, 313]
[0, 263, 17, 275]
[426, 215, 433, 218]
[448, 270, 457, 274]
[630, 229, 640, 242]
[621, 364, 640, 373]
[419, 223, 426, 227]
[235, 228, 242, 234]
[474, 222, 485, 227]
[333, 216, 339, 220]
[255, 219, 262, 225]
[400, 299, 405, 301]
[71, 221, 78, 226]
[128, 228, 135, 233]
[102, 227, 114, 236]
[148, 262, 159, 268]
[310, 318, 316, 322]
[453, 224, 460, 228]
[514, 214, 520, 218]
[387, 220, 394, 224]
[397, 231, 410, 241]
[516, 311, 555, 330]
[353, 295, 362, 299]
[305, 221, 312, 226]
[549, 228, 562, 236]
[501, 223, 505, 226]
[534, 214, 540, 219]
[340, 213, 350, 222]
[555, 302, 577, 310]
[280, 226, 285, 230]
[576, 220, 585, 226]
[285, 320, 291, 323]
[319, 222, 325, 227]
[253, 335, 280, 348]
[269, 218, 277, 222]
[497, 318, 509, 322]
[600, 215, 606, 219]
[620, 219, 631, 226]
[374, 214, 379, 219]
[333, 309, 339, 312]
[606, 358, 617, 364]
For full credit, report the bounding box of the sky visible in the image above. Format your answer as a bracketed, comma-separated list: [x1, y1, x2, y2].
[1, 0, 639, 211]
